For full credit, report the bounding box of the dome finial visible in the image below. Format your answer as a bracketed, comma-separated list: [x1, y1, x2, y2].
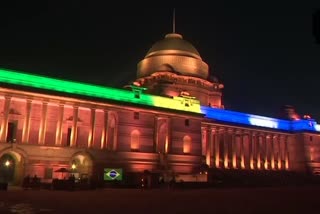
[173, 8, 176, 33]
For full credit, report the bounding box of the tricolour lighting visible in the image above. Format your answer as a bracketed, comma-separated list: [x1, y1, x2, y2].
[248, 116, 279, 129]
[0, 68, 319, 132]
[0, 68, 201, 114]
[201, 106, 320, 132]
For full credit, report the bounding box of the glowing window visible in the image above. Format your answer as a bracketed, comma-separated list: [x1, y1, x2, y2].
[131, 130, 140, 151]
[183, 135, 192, 154]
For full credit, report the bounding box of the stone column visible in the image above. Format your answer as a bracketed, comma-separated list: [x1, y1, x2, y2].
[201, 127, 206, 156]
[271, 135, 275, 169]
[0, 96, 11, 142]
[223, 129, 229, 168]
[285, 135, 289, 170]
[154, 117, 159, 153]
[205, 127, 211, 167]
[165, 118, 171, 154]
[55, 104, 64, 146]
[70, 106, 78, 147]
[257, 135, 261, 169]
[263, 135, 268, 170]
[101, 110, 108, 149]
[88, 108, 96, 148]
[249, 132, 254, 170]
[232, 131, 237, 169]
[113, 113, 118, 151]
[277, 135, 282, 170]
[215, 127, 220, 168]
[22, 99, 32, 143]
[211, 128, 215, 167]
[240, 131, 245, 169]
[38, 102, 48, 145]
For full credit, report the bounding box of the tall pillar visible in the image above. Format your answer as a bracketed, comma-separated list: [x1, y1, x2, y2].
[256, 135, 261, 169]
[249, 132, 254, 170]
[70, 106, 78, 147]
[55, 104, 64, 146]
[232, 131, 237, 169]
[215, 127, 220, 168]
[154, 117, 160, 152]
[205, 127, 211, 167]
[165, 118, 171, 154]
[223, 129, 229, 168]
[101, 110, 108, 149]
[263, 135, 268, 169]
[88, 108, 96, 148]
[38, 102, 48, 145]
[113, 113, 118, 151]
[211, 128, 215, 167]
[22, 99, 32, 143]
[271, 135, 275, 169]
[201, 127, 206, 156]
[285, 135, 289, 170]
[240, 131, 245, 169]
[0, 96, 11, 142]
[277, 135, 282, 170]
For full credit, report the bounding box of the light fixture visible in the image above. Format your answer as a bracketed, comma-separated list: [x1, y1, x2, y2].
[71, 163, 76, 170]
[4, 160, 10, 167]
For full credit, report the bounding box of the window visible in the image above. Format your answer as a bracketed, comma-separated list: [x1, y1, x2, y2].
[6, 121, 17, 143]
[134, 112, 139, 120]
[131, 130, 140, 151]
[185, 119, 189, 126]
[310, 136, 313, 142]
[183, 136, 192, 154]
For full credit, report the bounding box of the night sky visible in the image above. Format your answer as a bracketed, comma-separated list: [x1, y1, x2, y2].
[1, 3, 320, 120]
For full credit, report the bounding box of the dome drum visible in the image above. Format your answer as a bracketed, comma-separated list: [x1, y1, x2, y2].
[137, 55, 209, 79]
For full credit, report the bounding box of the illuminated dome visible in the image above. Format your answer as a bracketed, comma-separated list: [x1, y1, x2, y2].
[137, 33, 209, 79]
[145, 33, 201, 59]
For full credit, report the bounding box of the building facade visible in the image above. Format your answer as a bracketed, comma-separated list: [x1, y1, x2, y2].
[0, 32, 320, 186]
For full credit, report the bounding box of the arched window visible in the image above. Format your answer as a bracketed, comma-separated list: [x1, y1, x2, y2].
[131, 130, 140, 151]
[183, 135, 192, 154]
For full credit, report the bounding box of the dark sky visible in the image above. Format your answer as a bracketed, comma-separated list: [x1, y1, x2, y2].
[1, 3, 320, 120]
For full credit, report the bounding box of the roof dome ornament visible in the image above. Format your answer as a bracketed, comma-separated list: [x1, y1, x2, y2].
[136, 10, 209, 79]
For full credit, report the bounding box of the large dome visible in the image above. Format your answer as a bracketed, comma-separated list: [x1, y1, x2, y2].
[145, 33, 201, 59]
[137, 33, 209, 79]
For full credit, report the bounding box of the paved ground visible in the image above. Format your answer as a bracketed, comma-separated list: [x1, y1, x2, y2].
[0, 185, 320, 214]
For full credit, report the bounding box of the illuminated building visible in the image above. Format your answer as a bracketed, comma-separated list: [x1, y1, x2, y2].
[0, 31, 320, 186]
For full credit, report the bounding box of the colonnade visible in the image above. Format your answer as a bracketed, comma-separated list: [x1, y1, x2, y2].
[0, 95, 290, 172]
[202, 126, 290, 170]
[0, 96, 112, 149]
